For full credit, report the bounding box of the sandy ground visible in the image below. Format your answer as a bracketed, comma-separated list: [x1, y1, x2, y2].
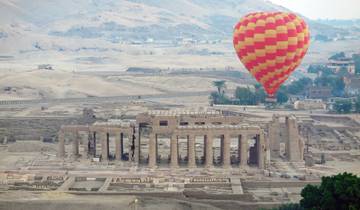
[0, 39, 359, 101]
[0, 192, 222, 210]
[0, 69, 242, 101]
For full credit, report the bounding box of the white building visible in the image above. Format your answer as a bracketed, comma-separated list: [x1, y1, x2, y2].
[294, 99, 326, 110]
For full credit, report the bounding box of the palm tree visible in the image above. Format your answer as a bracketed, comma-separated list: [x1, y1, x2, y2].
[212, 80, 226, 95]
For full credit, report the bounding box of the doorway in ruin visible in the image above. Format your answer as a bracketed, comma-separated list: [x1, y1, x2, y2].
[231, 136, 240, 166]
[94, 132, 102, 157]
[77, 131, 89, 158]
[156, 134, 171, 166]
[195, 135, 205, 166]
[138, 123, 150, 165]
[121, 133, 132, 162]
[178, 136, 188, 166]
[138, 123, 152, 166]
[104, 133, 110, 160]
[88, 132, 96, 157]
[107, 133, 116, 160]
[248, 135, 259, 166]
[139, 135, 149, 165]
[213, 136, 222, 166]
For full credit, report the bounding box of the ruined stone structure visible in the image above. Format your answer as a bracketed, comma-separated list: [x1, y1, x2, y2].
[268, 114, 281, 158]
[0, 108, 96, 142]
[268, 115, 305, 162]
[285, 116, 305, 162]
[58, 110, 268, 169]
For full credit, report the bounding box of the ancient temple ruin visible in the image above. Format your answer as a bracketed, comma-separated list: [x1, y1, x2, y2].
[58, 111, 305, 170]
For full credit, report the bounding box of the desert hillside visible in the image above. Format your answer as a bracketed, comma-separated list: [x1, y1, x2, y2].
[0, 0, 359, 100]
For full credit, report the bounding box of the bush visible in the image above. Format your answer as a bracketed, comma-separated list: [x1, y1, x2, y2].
[300, 173, 360, 210]
[234, 87, 257, 105]
[333, 99, 352, 114]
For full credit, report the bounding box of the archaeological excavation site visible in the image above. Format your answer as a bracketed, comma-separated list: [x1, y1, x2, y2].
[1, 102, 359, 209]
[1, 0, 360, 209]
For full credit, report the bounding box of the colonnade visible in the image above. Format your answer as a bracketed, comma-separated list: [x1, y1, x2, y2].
[147, 131, 265, 169]
[57, 125, 134, 163]
[58, 126, 266, 170]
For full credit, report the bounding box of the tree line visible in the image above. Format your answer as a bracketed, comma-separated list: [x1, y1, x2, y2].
[263, 173, 360, 210]
[210, 57, 360, 107]
[210, 76, 336, 106]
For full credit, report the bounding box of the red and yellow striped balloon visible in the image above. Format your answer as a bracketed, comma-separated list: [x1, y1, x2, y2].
[233, 12, 310, 96]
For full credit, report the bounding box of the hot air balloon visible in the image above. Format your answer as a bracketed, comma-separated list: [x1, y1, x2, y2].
[233, 12, 310, 98]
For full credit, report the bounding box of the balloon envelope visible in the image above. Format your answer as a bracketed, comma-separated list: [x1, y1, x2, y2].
[233, 12, 310, 96]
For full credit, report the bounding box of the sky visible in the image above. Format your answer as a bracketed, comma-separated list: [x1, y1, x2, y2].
[269, 0, 360, 20]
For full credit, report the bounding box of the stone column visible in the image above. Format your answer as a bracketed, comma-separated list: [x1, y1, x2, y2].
[170, 134, 179, 168]
[223, 133, 231, 169]
[3, 136, 8, 145]
[269, 114, 281, 157]
[240, 133, 248, 167]
[101, 132, 109, 161]
[205, 134, 213, 168]
[286, 116, 303, 162]
[58, 131, 65, 158]
[134, 126, 140, 165]
[115, 132, 122, 161]
[149, 133, 157, 168]
[187, 134, 196, 168]
[258, 131, 265, 169]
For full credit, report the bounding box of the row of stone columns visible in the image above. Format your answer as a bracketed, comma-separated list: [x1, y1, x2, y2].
[58, 130, 129, 162]
[58, 131, 65, 157]
[147, 132, 261, 169]
[58, 131, 80, 158]
[58, 130, 265, 170]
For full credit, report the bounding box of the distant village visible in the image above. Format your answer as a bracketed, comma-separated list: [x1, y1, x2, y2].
[210, 52, 360, 114]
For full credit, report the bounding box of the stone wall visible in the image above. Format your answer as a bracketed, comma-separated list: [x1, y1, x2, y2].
[0, 117, 86, 142]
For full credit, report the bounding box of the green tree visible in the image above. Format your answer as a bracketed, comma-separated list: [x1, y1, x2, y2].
[352, 54, 360, 75]
[333, 77, 345, 97]
[307, 64, 320, 74]
[276, 86, 289, 104]
[307, 64, 333, 75]
[300, 173, 360, 210]
[315, 76, 332, 87]
[337, 67, 350, 77]
[287, 77, 313, 95]
[235, 87, 256, 105]
[255, 87, 267, 104]
[330, 52, 346, 60]
[210, 91, 219, 104]
[315, 76, 345, 97]
[333, 99, 353, 114]
[355, 96, 360, 113]
[209, 91, 229, 105]
[212, 80, 226, 95]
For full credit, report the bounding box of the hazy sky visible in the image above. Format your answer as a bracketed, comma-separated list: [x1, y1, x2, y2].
[269, 0, 360, 19]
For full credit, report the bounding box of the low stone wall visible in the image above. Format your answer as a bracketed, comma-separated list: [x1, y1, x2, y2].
[183, 190, 254, 201]
[242, 180, 320, 189]
[184, 183, 232, 188]
[0, 117, 85, 141]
